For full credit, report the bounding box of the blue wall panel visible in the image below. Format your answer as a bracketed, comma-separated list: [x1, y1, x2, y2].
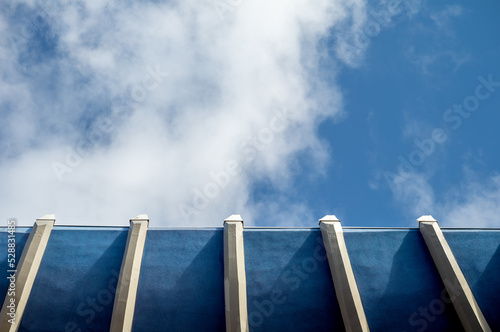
[244, 229, 344, 332]
[20, 227, 128, 332]
[132, 229, 225, 332]
[344, 229, 463, 332]
[444, 229, 500, 331]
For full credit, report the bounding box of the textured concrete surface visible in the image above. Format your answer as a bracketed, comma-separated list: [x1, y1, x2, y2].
[111, 218, 148, 332]
[224, 217, 249, 332]
[320, 217, 369, 332]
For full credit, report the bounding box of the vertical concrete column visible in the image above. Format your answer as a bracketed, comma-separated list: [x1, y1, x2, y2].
[110, 214, 149, 332]
[319, 215, 369, 332]
[223, 215, 249, 332]
[418, 215, 491, 332]
[0, 214, 55, 332]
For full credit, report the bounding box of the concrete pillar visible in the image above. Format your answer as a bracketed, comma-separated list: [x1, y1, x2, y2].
[319, 215, 369, 332]
[110, 214, 149, 332]
[418, 215, 491, 332]
[0, 214, 55, 332]
[223, 215, 249, 332]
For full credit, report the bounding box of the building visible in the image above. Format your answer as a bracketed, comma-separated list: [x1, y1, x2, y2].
[0, 214, 498, 331]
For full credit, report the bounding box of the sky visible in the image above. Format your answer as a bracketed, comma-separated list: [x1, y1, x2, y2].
[1, 0, 499, 227]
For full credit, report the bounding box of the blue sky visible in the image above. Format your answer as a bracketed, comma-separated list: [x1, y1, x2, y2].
[1, 0, 499, 227]
[250, 0, 500, 227]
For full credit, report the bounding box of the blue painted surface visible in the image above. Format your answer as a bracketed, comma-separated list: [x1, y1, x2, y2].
[0, 227, 31, 299]
[21, 227, 128, 332]
[244, 229, 344, 331]
[132, 229, 225, 332]
[0, 226, 498, 331]
[444, 229, 500, 331]
[344, 229, 464, 332]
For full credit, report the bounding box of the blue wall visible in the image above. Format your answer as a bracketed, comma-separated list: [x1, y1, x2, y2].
[0, 227, 128, 332]
[244, 229, 344, 331]
[23, 227, 127, 332]
[0, 226, 498, 332]
[133, 229, 225, 332]
[0, 227, 31, 300]
[444, 229, 500, 330]
[344, 229, 463, 332]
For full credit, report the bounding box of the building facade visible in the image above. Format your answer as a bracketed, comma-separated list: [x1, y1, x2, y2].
[0, 214, 498, 332]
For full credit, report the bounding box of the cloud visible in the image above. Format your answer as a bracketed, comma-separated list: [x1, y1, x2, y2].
[332, 0, 420, 67]
[385, 171, 436, 218]
[384, 167, 500, 227]
[439, 174, 500, 228]
[404, 4, 469, 76]
[1, 0, 373, 226]
[430, 4, 463, 31]
[406, 46, 470, 76]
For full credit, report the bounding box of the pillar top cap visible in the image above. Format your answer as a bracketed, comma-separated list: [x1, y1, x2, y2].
[224, 214, 244, 225]
[130, 214, 149, 222]
[319, 215, 340, 225]
[417, 215, 438, 224]
[37, 214, 55, 221]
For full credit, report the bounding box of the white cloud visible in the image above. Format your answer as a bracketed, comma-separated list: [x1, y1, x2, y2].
[404, 4, 469, 76]
[332, 0, 420, 67]
[430, 4, 463, 31]
[439, 174, 500, 228]
[1, 0, 372, 226]
[405, 46, 470, 76]
[384, 168, 500, 227]
[386, 171, 436, 218]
